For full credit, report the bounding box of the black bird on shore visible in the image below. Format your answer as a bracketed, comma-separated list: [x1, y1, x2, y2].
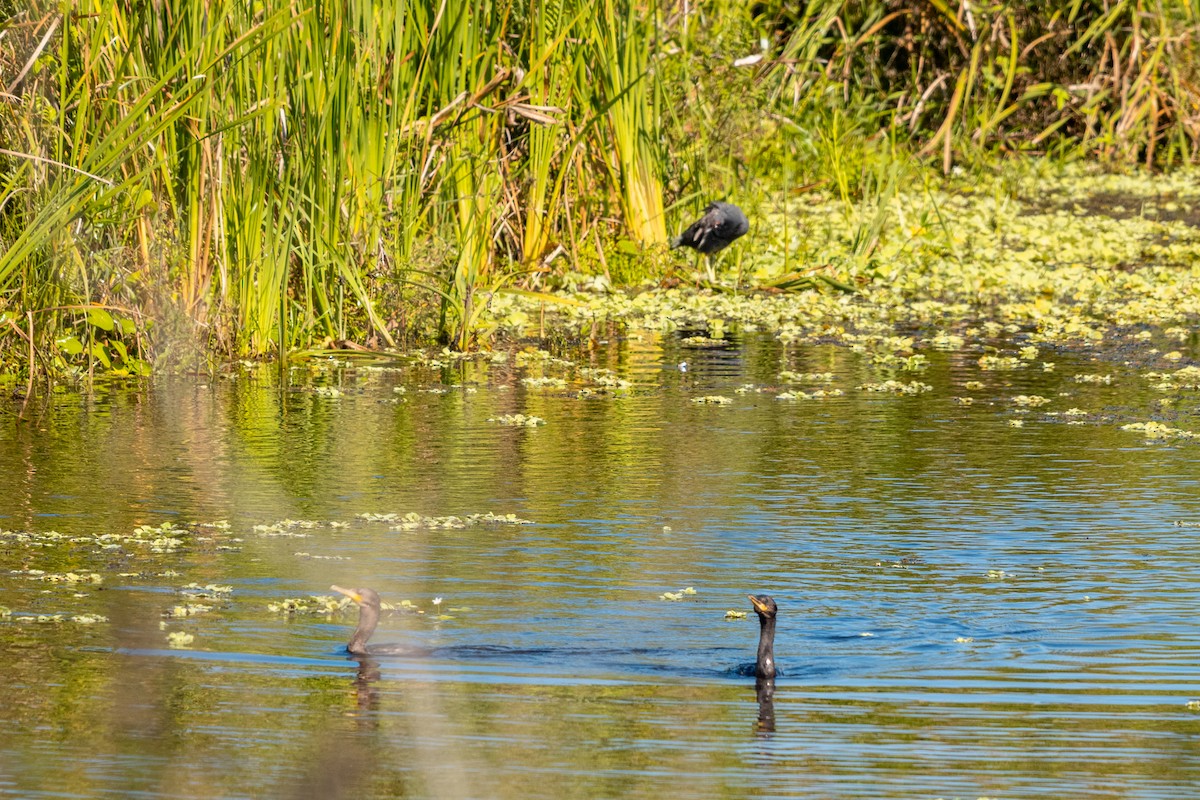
[671, 201, 748, 280]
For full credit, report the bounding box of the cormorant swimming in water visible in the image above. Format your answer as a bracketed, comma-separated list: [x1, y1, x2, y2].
[331, 585, 424, 657]
[748, 594, 777, 680]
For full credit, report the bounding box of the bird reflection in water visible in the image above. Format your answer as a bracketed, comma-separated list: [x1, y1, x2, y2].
[754, 677, 776, 735]
[352, 656, 382, 720]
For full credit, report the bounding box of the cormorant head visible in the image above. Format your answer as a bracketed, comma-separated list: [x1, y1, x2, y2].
[331, 586, 382, 611]
[748, 594, 777, 619]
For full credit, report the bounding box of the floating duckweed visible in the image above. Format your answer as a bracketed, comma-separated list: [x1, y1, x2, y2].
[1011, 395, 1051, 407]
[251, 519, 323, 537]
[359, 511, 533, 530]
[857, 380, 933, 394]
[488, 170, 1200, 363]
[1062, 408, 1088, 417]
[0, 607, 10, 617]
[164, 604, 212, 618]
[778, 371, 835, 383]
[578, 367, 632, 391]
[1164, 351, 1183, 361]
[1009, 419, 1024, 427]
[1074, 373, 1114, 384]
[312, 386, 343, 398]
[293, 552, 350, 560]
[1186, 700, 1200, 710]
[869, 352, 928, 370]
[963, 381, 985, 390]
[777, 388, 845, 400]
[952, 397, 974, 405]
[166, 631, 195, 649]
[724, 610, 747, 620]
[659, 586, 697, 601]
[1147, 365, 1200, 391]
[267, 595, 347, 614]
[521, 376, 568, 389]
[681, 336, 728, 348]
[691, 395, 734, 405]
[181, 583, 233, 597]
[127, 522, 188, 552]
[488, 414, 546, 427]
[928, 331, 966, 350]
[70, 614, 108, 624]
[987, 569, 1009, 579]
[1019, 346, 1039, 360]
[954, 637, 974, 643]
[978, 355, 1025, 371]
[13, 570, 104, 584]
[1120, 421, 1200, 440]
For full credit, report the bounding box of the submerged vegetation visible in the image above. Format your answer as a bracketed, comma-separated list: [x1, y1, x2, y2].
[1, 0, 1198, 383]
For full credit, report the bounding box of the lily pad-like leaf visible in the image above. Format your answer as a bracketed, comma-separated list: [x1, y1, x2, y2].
[87, 307, 115, 331]
[90, 343, 112, 368]
[57, 336, 84, 355]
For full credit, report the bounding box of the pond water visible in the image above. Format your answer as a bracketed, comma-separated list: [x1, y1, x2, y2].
[1, 330, 1199, 799]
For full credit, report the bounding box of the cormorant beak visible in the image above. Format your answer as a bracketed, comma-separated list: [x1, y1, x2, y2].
[748, 594, 771, 614]
[331, 585, 364, 606]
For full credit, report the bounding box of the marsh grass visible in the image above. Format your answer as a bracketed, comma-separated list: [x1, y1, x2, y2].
[1, 0, 1197, 380]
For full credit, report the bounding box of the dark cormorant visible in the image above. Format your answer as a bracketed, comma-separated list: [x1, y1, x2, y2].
[748, 594, 777, 680]
[331, 585, 424, 657]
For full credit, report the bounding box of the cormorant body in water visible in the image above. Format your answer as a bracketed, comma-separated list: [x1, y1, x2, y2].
[748, 594, 777, 680]
[331, 585, 425, 657]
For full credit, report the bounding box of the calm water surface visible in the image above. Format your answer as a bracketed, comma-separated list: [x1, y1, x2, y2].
[1, 332, 1198, 799]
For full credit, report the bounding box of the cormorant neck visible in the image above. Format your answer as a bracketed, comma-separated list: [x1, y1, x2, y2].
[347, 606, 378, 656]
[756, 614, 776, 679]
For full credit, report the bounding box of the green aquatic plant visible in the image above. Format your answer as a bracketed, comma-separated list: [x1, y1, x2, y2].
[166, 631, 195, 649]
[180, 583, 233, 598]
[488, 414, 546, 427]
[777, 389, 845, 400]
[1121, 421, 1200, 441]
[164, 605, 212, 619]
[356, 511, 533, 530]
[1011, 395, 1051, 407]
[857, 380, 933, 395]
[691, 396, 734, 405]
[267, 596, 342, 615]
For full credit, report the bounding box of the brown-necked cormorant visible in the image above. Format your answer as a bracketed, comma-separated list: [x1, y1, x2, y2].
[331, 585, 424, 657]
